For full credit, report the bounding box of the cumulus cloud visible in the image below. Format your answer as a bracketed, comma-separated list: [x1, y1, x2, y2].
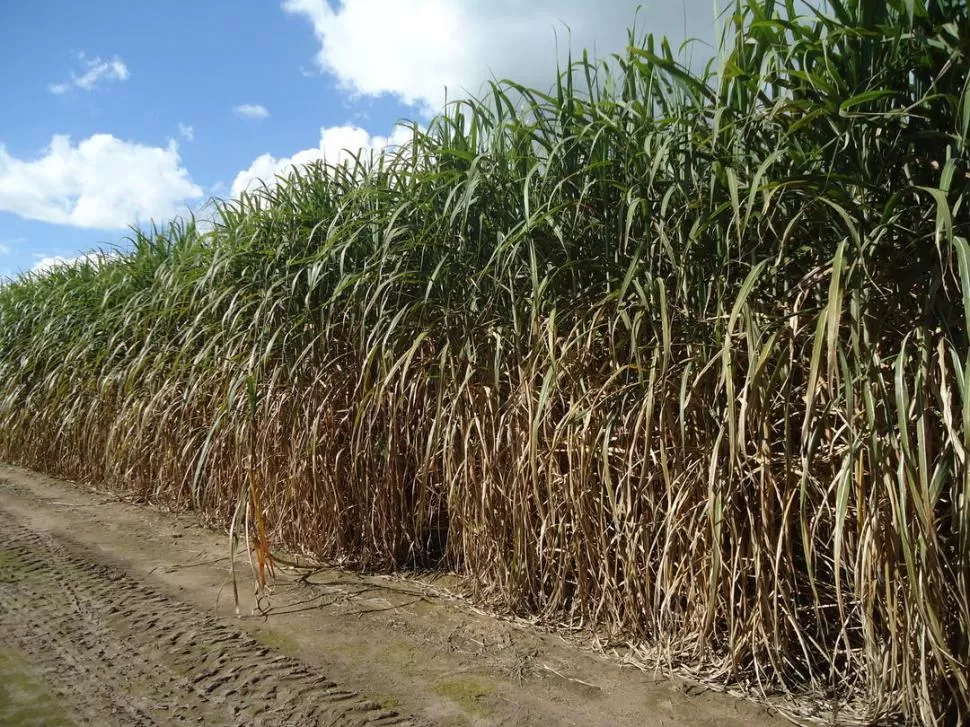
[32, 255, 81, 273]
[0, 238, 21, 255]
[234, 104, 270, 120]
[31, 251, 118, 275]
[282, 0, 720, 111]
[178, 123, 195, 142]
[49, 53, 129, 94]
[232, 124, 412, 198]
[0, 134, 203, 230]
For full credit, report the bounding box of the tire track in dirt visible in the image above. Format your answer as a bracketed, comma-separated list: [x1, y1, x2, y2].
[0, 508, 414, 726]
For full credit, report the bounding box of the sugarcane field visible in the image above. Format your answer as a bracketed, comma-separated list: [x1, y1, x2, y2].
[0, 1, 968, 725]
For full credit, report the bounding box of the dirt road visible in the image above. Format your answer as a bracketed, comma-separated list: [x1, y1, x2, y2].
[0, 465, 787, 726]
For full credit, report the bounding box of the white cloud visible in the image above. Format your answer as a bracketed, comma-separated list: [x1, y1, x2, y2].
[75, 56, 129, 89]
[0, 238, 22, 255]
[234, 104, 270, 120]
[32, 255, 80, 273]
[232, 124, 412, 198]
[49, 53, 129, 94]
[31, 251, 117, 275]
[0, 134, 203, 230]
[178, 123, 195, 142]
[282, 0, 720, 111]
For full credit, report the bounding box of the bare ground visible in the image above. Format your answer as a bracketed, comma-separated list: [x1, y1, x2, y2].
[0, 464, 788, 726]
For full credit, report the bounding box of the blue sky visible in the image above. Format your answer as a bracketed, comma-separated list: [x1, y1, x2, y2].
[0, 0, 720, 277]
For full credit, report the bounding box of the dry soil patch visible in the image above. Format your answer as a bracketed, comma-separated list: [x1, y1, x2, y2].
[0, 464, 787, 726]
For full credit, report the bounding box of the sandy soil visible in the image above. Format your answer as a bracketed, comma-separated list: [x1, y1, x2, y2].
[0, 464, 788, 726]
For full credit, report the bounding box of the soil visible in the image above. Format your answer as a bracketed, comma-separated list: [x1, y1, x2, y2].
[0, 464, 788, 726]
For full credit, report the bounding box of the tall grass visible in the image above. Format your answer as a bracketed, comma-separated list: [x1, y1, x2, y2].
[1, 0, 968, 722]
